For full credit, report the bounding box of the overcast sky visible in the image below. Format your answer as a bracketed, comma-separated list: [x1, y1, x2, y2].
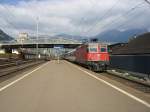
[0, 0, 150, 37]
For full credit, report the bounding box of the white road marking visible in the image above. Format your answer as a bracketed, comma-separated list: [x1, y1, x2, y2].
[0, 62, 49, 92]
[65, 61, 150, 108]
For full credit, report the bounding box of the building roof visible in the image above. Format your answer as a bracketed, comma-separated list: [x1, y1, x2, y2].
[110, 32, 150, 55]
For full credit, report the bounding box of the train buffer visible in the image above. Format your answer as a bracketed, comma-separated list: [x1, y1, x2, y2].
[0, 60, 150, 112]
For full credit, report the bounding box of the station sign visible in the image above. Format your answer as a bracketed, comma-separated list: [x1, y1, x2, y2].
[53, 45, 64, 49]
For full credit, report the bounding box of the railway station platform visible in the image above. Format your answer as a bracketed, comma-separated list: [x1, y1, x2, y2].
[0, 60, 150, 112]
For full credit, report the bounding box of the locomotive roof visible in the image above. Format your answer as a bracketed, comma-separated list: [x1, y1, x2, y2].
[86, 43, 108, 46]
[110, 32, 150, 55]
[77, 43, 108, 48]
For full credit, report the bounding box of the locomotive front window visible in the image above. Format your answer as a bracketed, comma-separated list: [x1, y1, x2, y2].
[89, 48, 97, 52]
[101, 47, 107, 52]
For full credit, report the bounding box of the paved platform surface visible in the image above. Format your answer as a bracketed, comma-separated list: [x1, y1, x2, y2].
[0, 60, 149, 112]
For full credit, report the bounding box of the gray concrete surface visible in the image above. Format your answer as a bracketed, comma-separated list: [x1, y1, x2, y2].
[0, 60, 149, 112]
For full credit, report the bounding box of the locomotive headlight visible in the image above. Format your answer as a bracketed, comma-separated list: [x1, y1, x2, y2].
[98, 54, 101, 58]
[98, 54, 101, 57]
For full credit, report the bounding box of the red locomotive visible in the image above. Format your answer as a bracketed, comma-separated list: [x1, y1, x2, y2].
[64, 43, 109, 71]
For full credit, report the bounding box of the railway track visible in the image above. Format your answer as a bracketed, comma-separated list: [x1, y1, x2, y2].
[101, 71, 150, 93]
[0, 59, 46, 77]
[0, 60, 34, 69]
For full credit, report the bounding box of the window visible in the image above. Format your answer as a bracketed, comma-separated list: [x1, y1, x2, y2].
[101, 48, 107, 52]
[89, 48, 97, 52]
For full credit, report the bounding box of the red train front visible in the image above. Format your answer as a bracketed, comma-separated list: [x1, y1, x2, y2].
[74, 43, 109, 71]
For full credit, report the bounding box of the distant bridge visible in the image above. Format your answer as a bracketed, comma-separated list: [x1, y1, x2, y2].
[0, 38, 82, 49]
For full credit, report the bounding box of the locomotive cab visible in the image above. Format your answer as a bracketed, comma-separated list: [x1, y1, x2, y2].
[87, 43, 99, 61]
[88, 44, 98, 53]
[99, 44, 109, 62]
[87, 43, 109, 71]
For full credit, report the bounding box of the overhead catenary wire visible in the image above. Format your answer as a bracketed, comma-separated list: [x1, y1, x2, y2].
[104, 1, 147, 30]
[0, 4, 20, 35]
[116, 5, 148, 30]
[96, 0, 121, 21]
[1, 1, 41, 35]
[70, 0, 120, 37]
[82, 0, 121, 35]
[84, 0, 146, 36]
[73, 0, 97, 36]
[0, 1, 39, 37]
[99, 1, 146, 32]
[145, 0, 150, 5]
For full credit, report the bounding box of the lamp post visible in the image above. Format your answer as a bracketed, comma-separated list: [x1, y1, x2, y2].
[36, 17, 39, 59]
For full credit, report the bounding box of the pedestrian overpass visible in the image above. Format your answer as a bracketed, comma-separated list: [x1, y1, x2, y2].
[0, 38, 82, 49]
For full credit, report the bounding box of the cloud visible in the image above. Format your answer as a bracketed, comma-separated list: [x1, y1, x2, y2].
[0, 0, 150, 37]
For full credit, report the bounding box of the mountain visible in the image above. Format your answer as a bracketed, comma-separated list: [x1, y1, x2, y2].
[93, 29, 148, 43]
[30, 29, 148, 43]
[55, 29, 148, 43]
[0, 29, 14, 41]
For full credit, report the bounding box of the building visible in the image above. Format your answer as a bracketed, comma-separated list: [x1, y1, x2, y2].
[17, 32, 29, 43]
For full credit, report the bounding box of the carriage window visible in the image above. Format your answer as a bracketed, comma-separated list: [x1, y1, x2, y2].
[101, 48, 107, 52]
[89, 48, 97, 52]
